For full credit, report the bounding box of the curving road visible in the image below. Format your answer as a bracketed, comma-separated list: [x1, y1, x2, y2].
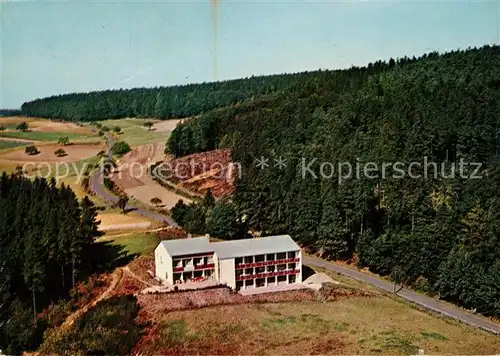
[89, 134, 178, 227]
[91, 136, 499, 335]
[303, 256, 500, 335]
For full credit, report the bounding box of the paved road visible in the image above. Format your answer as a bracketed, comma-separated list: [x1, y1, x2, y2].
[303, 256, 500, 335]
[89, 134, 178, 227]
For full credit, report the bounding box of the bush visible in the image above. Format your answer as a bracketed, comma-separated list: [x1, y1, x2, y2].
[54, 148, 66, 157]
[16, 122, 29, 132]
[171, 200, 190, 226]
[0, 299, 47, 355]
[25, 145, 39, 155]
[143, 121, 154, 131]
[113, 126, 122, 133]
[111, 141, 132, 155]
[103, 177, 116, 191]
[98, 130, 104, 136]
[39, 295, 140, 355]
[57, 136, 70, 146]
[101, 126, 110, 132]
[414, 276, 431, 293]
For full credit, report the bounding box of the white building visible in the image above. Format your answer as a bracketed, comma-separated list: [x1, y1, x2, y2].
[155, 235, 302, 290]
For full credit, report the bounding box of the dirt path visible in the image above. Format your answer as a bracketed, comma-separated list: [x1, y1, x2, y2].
[60, 268, 123, 329]
[99, 222, 152, 231]
[0, 136, 39, 143]
[123, 266, 156, 287]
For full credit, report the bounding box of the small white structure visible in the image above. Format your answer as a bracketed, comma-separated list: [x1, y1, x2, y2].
[155, 235, 302, 291]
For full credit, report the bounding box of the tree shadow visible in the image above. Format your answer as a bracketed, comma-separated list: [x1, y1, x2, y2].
[302, 264, 315, 281]
[90, 241, 137, 273]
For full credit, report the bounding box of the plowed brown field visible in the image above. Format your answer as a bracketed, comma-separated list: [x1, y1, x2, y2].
[111, 142, 190, 209]
[160, 149, 235, 198]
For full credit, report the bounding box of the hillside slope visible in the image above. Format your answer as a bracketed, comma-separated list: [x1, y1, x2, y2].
[168, 45, 500, 318]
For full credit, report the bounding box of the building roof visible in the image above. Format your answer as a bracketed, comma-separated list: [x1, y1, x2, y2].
[156, 235, 301, 259]
[213, 235, 300, 259]
[157, 236, 213, 257]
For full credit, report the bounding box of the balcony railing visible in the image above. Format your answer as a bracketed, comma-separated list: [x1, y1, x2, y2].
[194, 263, 215, 270]
[173, 263, 215, 273]
[235, 257, 300, 269]
[236, 269, 300, 281]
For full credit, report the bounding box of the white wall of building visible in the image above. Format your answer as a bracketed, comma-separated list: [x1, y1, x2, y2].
[219, 258, 236, 289]
[155, 245, 173, 284]
[296, 249, 303, 283]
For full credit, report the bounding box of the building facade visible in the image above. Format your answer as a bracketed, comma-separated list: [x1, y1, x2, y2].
[155, 235, 302, 290]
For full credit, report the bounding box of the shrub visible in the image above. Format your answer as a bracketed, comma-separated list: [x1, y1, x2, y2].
[150, 197, 162, 206]
[113, 126, 122, 133]
[16, 122, 29, 132]
[414, 276, 431, 293]
[57, 136, 70, 146]
[54, 148, 66, 157]
[39, 295, 140, 355]
[111, 141, 132, 155]
[25, 145, 39, 155]
[143, 121, 154, 131]
[101, 126, 110, 132]
[98, 130, 104, 136]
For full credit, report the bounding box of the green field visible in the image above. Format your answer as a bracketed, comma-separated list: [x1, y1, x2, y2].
[148, 296, 500, 355]
[0, 139, 28, 150]
[0, 131, 93, 142]
[97, 118, 169, 147]
[99, 232, 159, 256]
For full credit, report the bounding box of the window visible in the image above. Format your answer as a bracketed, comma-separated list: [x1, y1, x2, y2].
[277, 252, 286, 260]
[266, 265, 275, 272]
[236, 281, 244, 290]
[236, 269, 243, 277]
[194, 257, 202, 265]
[246, 279, 254, 287]
[277, 275, 287, 283]
[266, 253, 275, 261]
[288, 251, 296, 259]
[277, 264, 286, 271]
[245, 268, 253, 275]
[235, 257, 243, 265]
[256, 267, 265, 274]
[288, 263, 296, 270]
[256, 278, 265, 287]
[255, 254, 265, 262]
[267, 276, 276, 284]
[288, 275, 296, 283]
[244, 256, 253, 264]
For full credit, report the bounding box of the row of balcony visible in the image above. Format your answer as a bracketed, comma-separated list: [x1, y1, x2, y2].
[236, 269, 300, 281]
[235, 257, 300, 269]
[173, 263, 215, 272]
